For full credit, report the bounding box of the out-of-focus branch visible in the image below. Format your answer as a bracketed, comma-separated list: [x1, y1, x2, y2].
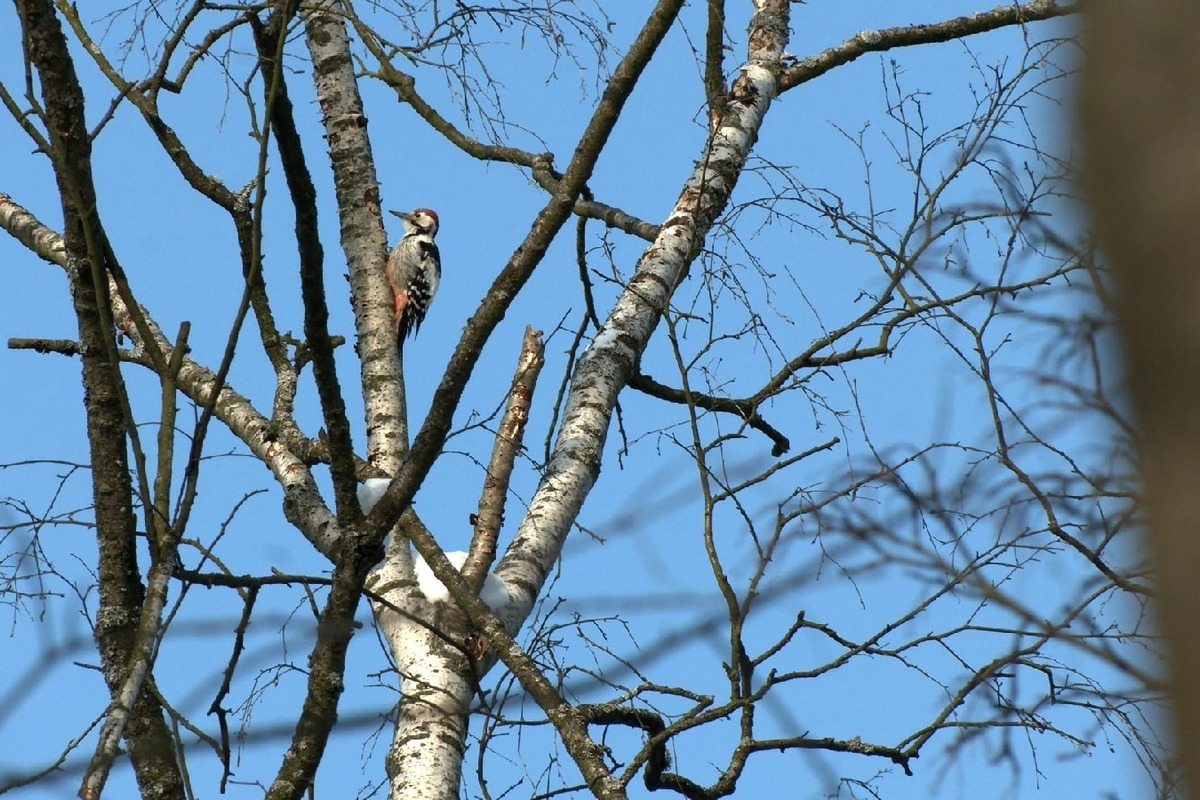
[1082, 0, 1200, 789]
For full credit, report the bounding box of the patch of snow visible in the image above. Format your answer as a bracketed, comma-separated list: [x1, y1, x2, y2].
[414, 550, 511, 612]
[356, 478, 391, 514]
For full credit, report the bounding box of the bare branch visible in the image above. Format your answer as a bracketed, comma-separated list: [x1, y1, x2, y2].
[780, 0, 1076, 91]
[463, 326, 545, 592]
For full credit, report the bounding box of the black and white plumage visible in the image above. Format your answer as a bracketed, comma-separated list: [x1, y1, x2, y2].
[385, 208, 440, 344]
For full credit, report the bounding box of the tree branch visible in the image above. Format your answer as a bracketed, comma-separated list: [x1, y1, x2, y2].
[253, 8, 360, 524]
[384, 2, 692, 796]
[15, 2, 185, 797]
[302, 0, 406, 478]
[463, 326, 545, 591]
[1, 192, 341, 557]
[628, 371, 791, 456]
[779, 0, 1076, 92]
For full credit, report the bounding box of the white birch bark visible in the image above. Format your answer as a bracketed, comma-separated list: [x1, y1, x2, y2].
[368, 5, 792, 797]
[368, 562, 477, 800]
[498, 0, 790, 613]
[301, 4, 467, 798]
[302, 1, 407, 475]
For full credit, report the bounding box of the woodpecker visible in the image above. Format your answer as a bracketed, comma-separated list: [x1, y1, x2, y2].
[385, 208, 441, 345]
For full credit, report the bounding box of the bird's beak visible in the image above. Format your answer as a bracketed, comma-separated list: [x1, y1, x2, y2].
[389, 210, 413, 222]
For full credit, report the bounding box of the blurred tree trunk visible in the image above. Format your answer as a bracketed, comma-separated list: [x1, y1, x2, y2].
[1082, 0, 1200, 791]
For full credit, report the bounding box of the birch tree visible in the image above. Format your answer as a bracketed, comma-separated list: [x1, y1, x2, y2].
[0, 1, 1165, 799]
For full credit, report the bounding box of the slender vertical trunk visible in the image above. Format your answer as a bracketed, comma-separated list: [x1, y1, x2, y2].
[15, 1, 185, 797]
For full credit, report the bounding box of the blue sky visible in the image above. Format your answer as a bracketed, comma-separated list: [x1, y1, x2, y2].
[0, 3, 1158, 799]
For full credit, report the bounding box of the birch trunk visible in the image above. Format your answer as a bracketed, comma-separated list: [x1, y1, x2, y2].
[370, 574, 476, 800]
[365, 3, 793, 798]
[303, 4, 465, 797]
[499, 0, 791, 615]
